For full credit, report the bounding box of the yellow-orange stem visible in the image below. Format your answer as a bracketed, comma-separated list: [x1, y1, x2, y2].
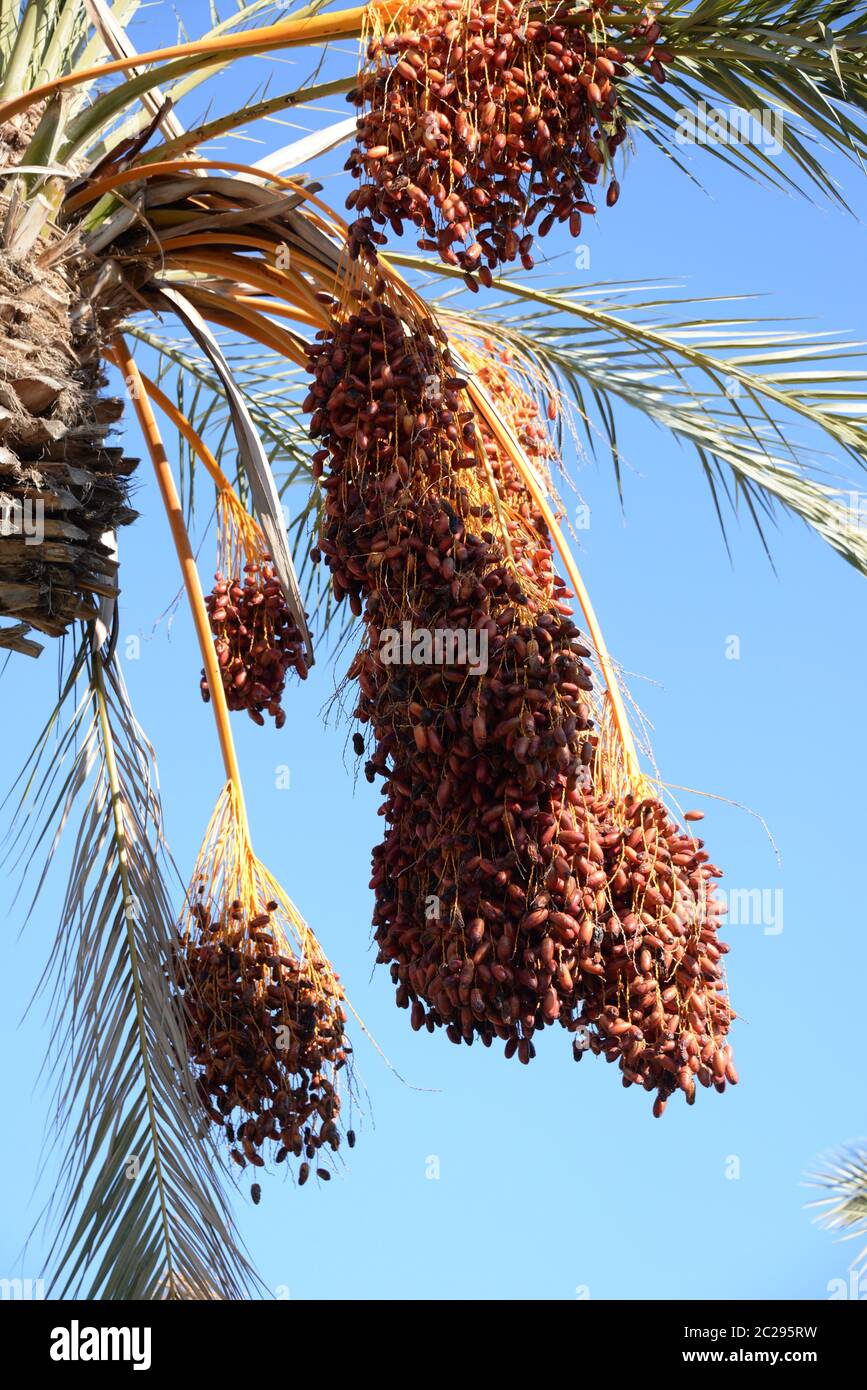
[182, 295, 310, 365]
[465, 376, 643, 788]
[230, 295, 320, 328]
[67, 159, 350, 240]
[0, 6, 394, 124]
[153, 234, 343, 296]
[181, 290, 311, 360]
[111, 334, 249, 832]
[130, 367, 234, 493]
[165, 250, 330, 326]
[152, 232, 291, 256]
[65, 157, 304, 214]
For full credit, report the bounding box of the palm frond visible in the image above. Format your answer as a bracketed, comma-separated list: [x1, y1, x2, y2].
[390, 259, 867, 573]
[91, 76, 358, 172]
[0, 1, 367, 131]
[632, 0, 867, 203]
[805, 1141, 867, 1272]
[5, 635, 258, 1299]
[126, 322, 335, 631]
[149, 287, 313, 661]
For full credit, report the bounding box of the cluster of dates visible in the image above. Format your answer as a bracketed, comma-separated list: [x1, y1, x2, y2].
[347, 1, 670, 283]
[304, 293, 734, 1113]
[179, 897, 353, 1185]
[200, 560, 308, 728]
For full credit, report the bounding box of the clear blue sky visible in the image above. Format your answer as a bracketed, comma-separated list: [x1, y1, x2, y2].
[1, 6, 866, 1300]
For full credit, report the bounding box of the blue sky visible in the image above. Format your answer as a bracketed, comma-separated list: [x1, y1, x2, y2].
[1, 7, 866, 1300]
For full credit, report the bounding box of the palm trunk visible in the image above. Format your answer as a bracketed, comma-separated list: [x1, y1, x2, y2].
[0, 186, 138, 640]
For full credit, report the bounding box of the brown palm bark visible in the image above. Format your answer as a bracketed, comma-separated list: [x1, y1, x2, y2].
[0, 160, 138, 642]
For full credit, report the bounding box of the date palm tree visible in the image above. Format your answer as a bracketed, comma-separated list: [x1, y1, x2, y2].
[2, 0, 867, 1299]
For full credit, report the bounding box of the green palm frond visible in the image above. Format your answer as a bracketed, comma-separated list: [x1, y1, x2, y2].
[2, 0, 343, 168]
[91, 74, 357, 171]
[805, 1142, 867, 1271]
[4, 634, 258, 1299]
[617, 0, 867, 204]
[61, 4, 353, 167]
[389, 258, 867, 572]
